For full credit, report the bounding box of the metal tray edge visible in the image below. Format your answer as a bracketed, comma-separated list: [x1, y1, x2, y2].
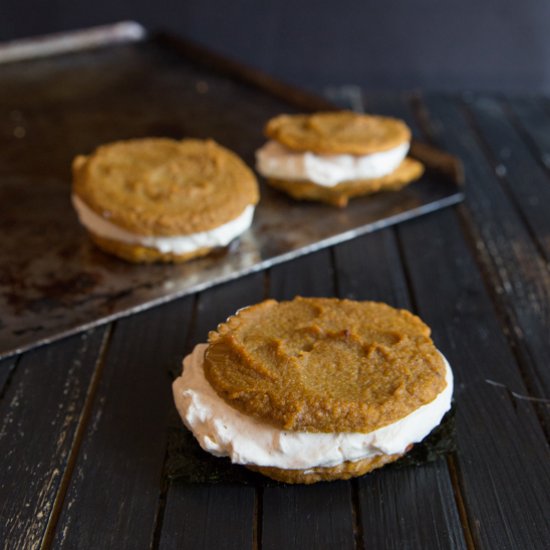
[0, 21, 146, 64]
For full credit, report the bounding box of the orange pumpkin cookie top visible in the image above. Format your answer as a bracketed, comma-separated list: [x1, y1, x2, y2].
[73, 138, 259, 237]
[265, 111, 411, 155]
[203, 297, 446, 433]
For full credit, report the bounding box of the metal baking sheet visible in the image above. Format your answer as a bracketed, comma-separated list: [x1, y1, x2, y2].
[0, 25, 463, 359]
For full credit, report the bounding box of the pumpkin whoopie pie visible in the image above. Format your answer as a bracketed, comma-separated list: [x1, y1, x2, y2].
[256, 111, 424, 207]
[172, 297, 453, 484]
[72, 138, 259, 263]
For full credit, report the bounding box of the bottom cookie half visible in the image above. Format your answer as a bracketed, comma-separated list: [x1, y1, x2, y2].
[89, 233, 215, 263]
[267, 157, 424, 207]
[247, 450, 406, 484]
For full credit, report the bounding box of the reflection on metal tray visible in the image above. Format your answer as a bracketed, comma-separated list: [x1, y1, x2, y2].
[0, 24, 464, 359]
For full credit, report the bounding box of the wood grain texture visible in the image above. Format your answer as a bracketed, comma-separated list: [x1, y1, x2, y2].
[268, 248, 335, 299]
[357, 461, 466, 550]
[463, 94, 550, 260]
[262, 250, 355, 550]
[418, 94, 550, 433]
[159, 273, 265, 550]
[505, 97, 550, 173]
[261, 482, 354, 550]
[0, 329, 106, 550]
[51, 298, 193, 549]
[333, 228, 410, 307]
[159, 485, 256, 550]
[333, 230, 466, 550]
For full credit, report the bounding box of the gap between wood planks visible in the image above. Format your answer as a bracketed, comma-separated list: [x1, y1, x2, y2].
[40, 325, 114, 550]
[446, 455, 476, 550]
[252, 486, 264, 550]
[410, 94, 550, 443]
[349, 480, 365, 550]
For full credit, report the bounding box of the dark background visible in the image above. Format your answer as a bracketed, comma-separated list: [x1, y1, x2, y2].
[2, 0, 549, 93]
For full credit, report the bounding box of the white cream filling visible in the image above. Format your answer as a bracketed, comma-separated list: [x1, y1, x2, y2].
[255, 140, 409, 187]
[172, 343, 453, 470]
[72, 195, 255, 254]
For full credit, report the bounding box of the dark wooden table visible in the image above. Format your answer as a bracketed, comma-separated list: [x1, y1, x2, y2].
[2, 89, 550, 548]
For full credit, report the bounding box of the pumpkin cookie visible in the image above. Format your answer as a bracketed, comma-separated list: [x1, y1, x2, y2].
[172, 297, 453, 484]
[72, 138, 259, 263]
[256, 111, 423, 207]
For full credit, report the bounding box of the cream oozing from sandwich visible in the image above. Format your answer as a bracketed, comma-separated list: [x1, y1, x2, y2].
[172, 343, 453, 470]
[72, 195, 255, 254]
[255, 140, 409, 187]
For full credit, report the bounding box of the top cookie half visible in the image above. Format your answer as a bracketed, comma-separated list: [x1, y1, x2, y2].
[73, 138, 259, 236]
[265, 111, 411, 155]
[203, 297, 447, 434]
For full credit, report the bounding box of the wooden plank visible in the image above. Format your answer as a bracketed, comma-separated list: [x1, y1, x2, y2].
[418, 94, 550, 431]
[333, 231, 466, 550]
[261, 482, 354, 550]
[51, 298, 193, 549]
[506, 96, 550, 172]
[268, 248, 335, 299]
[333, 227, 410, 306]
[463, 94, 550, 260]
[159, 486, 256, 550]
[159, 273, 265, 550]
[0, 328, 106, 550]
[262, 250, 355, 550]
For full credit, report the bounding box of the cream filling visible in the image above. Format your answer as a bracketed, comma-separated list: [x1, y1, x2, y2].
[172, 343, 453, 470]
[255, 140, 409, 187]
[72, 195, 255, 254]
